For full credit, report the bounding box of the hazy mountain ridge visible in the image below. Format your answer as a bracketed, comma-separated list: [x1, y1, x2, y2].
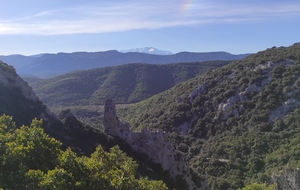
[24, 61, 230, 106]
[0, 50, 249, 77]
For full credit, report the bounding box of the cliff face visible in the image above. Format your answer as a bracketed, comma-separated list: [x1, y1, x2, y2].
[0, 61, 57, 126]
[0, 61, 37, 101]
[103, 99, 208, 190]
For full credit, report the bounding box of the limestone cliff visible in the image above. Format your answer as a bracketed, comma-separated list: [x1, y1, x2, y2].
[103, 99, 208, 190]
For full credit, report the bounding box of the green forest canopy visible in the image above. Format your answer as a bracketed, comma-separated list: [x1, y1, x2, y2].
[0, 114, 167, 190]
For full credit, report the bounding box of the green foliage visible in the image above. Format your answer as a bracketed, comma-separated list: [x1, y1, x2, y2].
[26, 61, 230, 106]
[0, 115, 167, 190]
[239, 183, 274, 190]
[0, 115, 61, 189]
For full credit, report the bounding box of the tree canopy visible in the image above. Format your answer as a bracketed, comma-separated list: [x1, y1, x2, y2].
[0, 114, 167, 190]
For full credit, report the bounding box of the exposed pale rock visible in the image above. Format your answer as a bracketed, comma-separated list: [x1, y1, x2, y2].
[189, 84, 207, 104]
[269, 98, 300, 122]
[254, 60, 293, 72]
[272, 168, 300, 190]
[179, 122, 191, 135]
[215, 62, 278, 121]
[226, 72, 235, 79]
[103, 99, 208, 190]
[254, 61, 275, 72]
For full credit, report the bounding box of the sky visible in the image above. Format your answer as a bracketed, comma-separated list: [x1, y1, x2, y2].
[0, 0, 300, 55]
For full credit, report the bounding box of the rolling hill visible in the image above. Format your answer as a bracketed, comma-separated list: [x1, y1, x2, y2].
[25, 61, 231, 106]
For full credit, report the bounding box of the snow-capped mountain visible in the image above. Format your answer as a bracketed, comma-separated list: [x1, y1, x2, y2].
[119, 47, 173, 55]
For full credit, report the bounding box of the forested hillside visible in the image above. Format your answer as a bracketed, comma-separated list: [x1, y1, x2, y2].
[25, 61, 230, 106]
[118, 43, 300, 189]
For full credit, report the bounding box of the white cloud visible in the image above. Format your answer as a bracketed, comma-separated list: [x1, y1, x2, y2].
[0, 1, 300, 35]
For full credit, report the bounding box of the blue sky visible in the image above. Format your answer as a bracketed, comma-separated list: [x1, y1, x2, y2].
[0, 0, 299, 55]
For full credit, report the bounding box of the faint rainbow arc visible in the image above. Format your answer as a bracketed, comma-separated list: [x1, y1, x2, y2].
[180, 0, 193, 13]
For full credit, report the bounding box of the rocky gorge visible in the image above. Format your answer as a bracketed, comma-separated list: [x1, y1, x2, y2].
[103, 99, 208, 189]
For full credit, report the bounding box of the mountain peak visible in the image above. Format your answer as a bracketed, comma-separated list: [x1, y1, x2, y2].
[118, 47, 173, 55]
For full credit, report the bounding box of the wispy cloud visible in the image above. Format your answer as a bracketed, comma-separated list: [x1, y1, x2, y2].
[0, 1, 300, 35]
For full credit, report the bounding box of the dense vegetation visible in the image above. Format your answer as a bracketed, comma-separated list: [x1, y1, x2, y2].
[0, 115, 167, 189]
[24, 61, 230, 106]
[118, 43, 300, 189]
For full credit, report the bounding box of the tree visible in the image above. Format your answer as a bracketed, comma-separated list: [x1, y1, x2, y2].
[239, 183, 274, 190]
[0, 116, 61, 189]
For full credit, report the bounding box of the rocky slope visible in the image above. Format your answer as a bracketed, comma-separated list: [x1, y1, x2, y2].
[118, 43, 300, 189]
[0, 60, 56, 126]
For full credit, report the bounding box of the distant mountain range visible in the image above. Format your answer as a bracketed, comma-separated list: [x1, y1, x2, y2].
[118, 47, 173, 55]
[0, 50, 250, 78]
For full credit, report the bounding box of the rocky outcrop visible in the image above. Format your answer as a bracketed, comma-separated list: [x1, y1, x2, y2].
[0, 61, 38, 101]
[103, 99, 208, 190]
[272, 168, 300, 190]
[0, 61, 57, 125]
[58, 109, 84, 130]
[214, 59, 295, 122]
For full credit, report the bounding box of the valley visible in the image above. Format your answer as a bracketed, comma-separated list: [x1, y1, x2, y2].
[24, 61, 230, 106]
[1, 44, 300, 189]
